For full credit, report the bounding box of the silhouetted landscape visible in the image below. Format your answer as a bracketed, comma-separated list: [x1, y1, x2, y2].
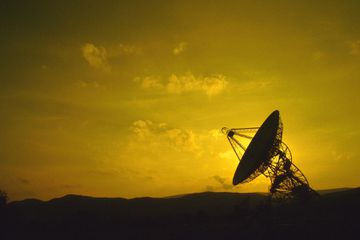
[1, 188, 359, 240]
[1, 1, 360, 239]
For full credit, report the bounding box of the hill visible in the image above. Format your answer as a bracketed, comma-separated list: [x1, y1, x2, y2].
[1, 188, 359, 240]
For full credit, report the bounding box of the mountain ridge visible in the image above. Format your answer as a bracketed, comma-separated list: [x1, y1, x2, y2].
[8, 187, 354, 204]
[2, 187, 359, 239]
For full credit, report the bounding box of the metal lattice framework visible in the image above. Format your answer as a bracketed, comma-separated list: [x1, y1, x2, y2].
[223, 117, 317, 200]
[265, 141, 316, 200]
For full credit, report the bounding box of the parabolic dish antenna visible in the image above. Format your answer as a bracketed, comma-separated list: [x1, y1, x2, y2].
[222, 110, 317, 200]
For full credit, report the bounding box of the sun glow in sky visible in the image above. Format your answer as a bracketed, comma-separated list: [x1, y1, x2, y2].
[1, 0, 360, 201]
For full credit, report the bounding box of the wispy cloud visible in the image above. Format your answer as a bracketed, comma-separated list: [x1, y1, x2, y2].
[137, 73, 228, 96]
[82, 43, 110, 72]
[130, 120, 199, 153]
[167, 73, 228, 96]
[173, 42, 187, 55]
[218, 150, 236, 161]
[138, 76, 163, 90]
[81, 42, 141, 72]
[75, 80, 106, 90]
[108, 43, 142, 56]
[103, 121, 240, 194]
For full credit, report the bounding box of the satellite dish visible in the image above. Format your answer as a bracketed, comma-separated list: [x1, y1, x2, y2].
[222, 110, 317, 200]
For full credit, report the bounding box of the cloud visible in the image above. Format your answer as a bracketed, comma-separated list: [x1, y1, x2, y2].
[81, 42, 141, 72]
[75, 80, 107, 90]
[349, 40, 360, 56]
[81, 43, 110, 72]
[212, 175, 233, 190]
[18, 178, 30, 185]
[218, 150, 236, 161]
[165, 128, 198, 152]
[137, 76, 163, 90]
[330, 150, 355, 163]
[130, 120, 199, 152]
[230, 71, 277, 95]
[109, 43, 142, 56]
[167, 73, 228, 96]
[76, 80, 99, 88]
[129, 123, 231, 158]
[173, 42, 187, 55]
[209, 129, 222, 137]
[102, 120, 238, 194]
[137, 73, 228, 96]
[205, 185, 215, 191]
[131, 120, 167, 140]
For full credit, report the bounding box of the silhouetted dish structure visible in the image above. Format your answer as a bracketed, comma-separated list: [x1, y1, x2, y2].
[233, 110, 281, 185]
[222, 110, 317, 200]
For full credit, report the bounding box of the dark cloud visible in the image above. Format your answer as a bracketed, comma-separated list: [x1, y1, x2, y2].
[212, 175, 233, 190]
[18, 178, 30, 185]
[205, 185, 215, 192]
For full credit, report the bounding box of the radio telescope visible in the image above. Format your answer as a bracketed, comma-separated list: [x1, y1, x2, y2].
[222, 110, 317, 200]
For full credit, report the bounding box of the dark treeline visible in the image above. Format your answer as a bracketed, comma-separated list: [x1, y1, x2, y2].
[0, 188, 359, 240]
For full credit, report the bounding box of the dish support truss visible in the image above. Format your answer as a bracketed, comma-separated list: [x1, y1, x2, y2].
[265, 140, 317, 200]
[223, 125, 318, 200]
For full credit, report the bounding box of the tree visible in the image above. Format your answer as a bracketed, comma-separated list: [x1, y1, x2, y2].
[0, 189, 8, 206]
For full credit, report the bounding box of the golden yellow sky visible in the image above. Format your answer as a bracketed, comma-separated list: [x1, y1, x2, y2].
[1, 1, 359, 200]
